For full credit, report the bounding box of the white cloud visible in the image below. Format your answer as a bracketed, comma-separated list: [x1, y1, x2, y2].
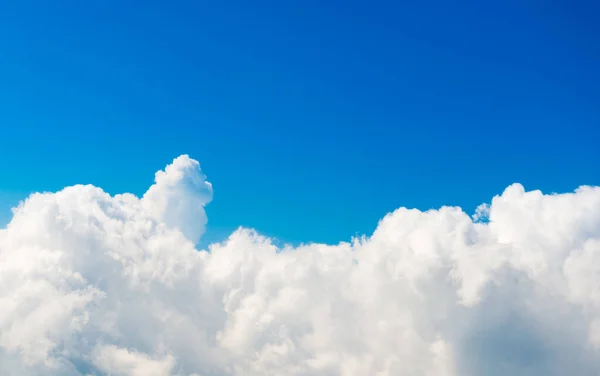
[0, 155, 599, 375]
[92, 345, 176, 376]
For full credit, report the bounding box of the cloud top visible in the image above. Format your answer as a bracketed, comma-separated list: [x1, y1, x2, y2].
[141, 154, 213, 244]
[1, 155, 599, 375]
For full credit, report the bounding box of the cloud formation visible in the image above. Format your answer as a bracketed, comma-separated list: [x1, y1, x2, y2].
[1, 155, 599, 375]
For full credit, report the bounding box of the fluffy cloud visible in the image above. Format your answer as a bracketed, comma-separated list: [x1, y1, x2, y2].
[0, 155, 599, 375]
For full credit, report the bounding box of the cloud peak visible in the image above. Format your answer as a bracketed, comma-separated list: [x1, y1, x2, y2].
[142, 154, 213, 244]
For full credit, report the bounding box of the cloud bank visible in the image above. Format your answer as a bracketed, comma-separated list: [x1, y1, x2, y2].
[1, 155, 600, 375]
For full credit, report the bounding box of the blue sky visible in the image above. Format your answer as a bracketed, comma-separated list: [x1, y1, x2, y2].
[0, 0, 598, 246]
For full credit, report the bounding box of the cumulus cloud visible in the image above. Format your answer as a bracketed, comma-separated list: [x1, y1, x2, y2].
[0, 155, 599, 375]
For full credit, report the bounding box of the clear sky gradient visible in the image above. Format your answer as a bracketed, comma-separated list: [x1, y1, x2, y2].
[1, 0, 598, 246]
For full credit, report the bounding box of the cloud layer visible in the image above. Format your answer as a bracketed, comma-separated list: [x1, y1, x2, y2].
[1, 155, 599, 375]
